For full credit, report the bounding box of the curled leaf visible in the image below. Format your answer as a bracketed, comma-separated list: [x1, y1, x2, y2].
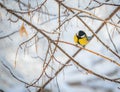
[19, 23, 28, 37]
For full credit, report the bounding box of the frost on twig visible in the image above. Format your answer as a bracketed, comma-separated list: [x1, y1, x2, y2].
[0, 0, 120, 92]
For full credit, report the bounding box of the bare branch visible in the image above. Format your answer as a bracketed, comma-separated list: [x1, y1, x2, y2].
[0, 31, 18, 40]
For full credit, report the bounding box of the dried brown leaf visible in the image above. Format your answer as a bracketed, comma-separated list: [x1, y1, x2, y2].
[19, 23, 28, 37]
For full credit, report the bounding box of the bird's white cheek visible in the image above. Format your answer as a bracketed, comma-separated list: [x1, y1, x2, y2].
[81, 35, 85, 38]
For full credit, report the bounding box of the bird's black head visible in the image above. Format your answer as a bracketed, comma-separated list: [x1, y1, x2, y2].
[77, 30, 86, 38]
[78, 31, 85, 36]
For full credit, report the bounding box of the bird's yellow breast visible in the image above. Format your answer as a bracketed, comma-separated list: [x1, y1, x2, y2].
[74, 34, 88, 46]
[78, 37, 88, 46]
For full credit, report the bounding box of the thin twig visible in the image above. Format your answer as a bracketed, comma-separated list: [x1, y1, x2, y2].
[105, 24, 118, 53]
[0, 31, 18, 39]
[1, 60, 40, 88]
